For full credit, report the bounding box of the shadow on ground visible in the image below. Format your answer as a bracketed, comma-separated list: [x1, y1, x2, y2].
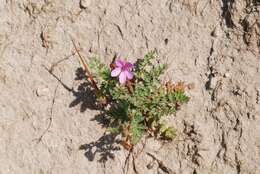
[45, 66, 120, 162]
[69, 67, 99, 112]
[79, 133, 121, 162]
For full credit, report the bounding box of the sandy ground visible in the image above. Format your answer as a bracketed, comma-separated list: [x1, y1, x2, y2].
[0, 0, 259, 174]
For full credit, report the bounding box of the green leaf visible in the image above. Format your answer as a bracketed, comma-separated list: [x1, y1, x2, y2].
[108, 101, 129, 122]
[89, 57, 111, 82]
[168, 91, 189, 103]
[130, 113, 145, 144]
[159, 123, 176, 140]
[164, 127, 176, 140]
[107, 127, 120, 134]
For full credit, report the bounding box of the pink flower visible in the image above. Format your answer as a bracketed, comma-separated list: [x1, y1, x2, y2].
[111, 59, 134, 84]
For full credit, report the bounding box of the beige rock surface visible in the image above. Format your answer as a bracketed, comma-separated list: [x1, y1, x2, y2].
[0, 0, 259, 174]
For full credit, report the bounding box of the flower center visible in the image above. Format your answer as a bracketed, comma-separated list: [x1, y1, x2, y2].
[122, 64, 128, 71]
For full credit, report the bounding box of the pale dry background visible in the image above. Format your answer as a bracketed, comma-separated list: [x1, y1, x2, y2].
[0, 0, 259, 174]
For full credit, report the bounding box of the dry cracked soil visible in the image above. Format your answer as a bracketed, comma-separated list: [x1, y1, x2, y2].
[0, 0, 259, 174]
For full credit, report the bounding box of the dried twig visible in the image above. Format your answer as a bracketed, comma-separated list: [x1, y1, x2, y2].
[132, 154, 139, 174]
[134, 137, 147, 159]
[123, 150, 132, 174]
[42, 65, 74, 93]
[35, 84, 59, 143]
[49, 51, 76, 73]
[146, 152, 174, 174]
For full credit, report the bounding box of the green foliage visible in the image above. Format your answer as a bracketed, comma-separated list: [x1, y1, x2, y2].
[159, 123, 176, 140]
[88, 52, 189, 147]
[129, 112, 145, 144]
[89, 57, 111, 82]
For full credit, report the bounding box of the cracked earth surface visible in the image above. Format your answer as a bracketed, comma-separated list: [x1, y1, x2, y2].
[0, 0, 259, 174]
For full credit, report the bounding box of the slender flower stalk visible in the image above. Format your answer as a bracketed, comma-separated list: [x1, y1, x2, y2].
[71, 39, 99, 92]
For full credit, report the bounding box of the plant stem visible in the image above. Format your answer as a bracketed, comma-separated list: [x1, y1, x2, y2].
[126, 80, 134, 95]
[71, 39, 99, 92]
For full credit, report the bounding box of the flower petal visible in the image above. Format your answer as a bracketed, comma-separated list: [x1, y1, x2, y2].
[125, 71, 134, 80]
[111, 67, 121, 77]
[124, 62, 134, 70]
[115, 59, 125, 67]
[119, 72, 127, 84]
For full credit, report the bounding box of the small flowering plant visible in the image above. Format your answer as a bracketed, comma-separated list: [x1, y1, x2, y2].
[85, 51, 189, 149]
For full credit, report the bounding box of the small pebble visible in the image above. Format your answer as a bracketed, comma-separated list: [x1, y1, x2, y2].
[187, 83, 195, 90]
[209, 77, 218, 89]
[224, 72, 231, 78]
[80, 0, 92, 8]
[36, 87, 50, 97]
[211, 25, 222, 38]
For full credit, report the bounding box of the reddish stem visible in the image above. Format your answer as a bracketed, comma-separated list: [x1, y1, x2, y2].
[71, 39, 99, 92]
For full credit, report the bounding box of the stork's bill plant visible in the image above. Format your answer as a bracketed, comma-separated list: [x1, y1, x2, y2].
[87, 51, 189, 150]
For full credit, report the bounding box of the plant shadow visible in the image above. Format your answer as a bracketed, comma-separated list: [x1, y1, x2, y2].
[79, 133, 121, 162]
[69, 68, 100, 112]
[44, 66, 120, 163]
[71, 67, 121, 162]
